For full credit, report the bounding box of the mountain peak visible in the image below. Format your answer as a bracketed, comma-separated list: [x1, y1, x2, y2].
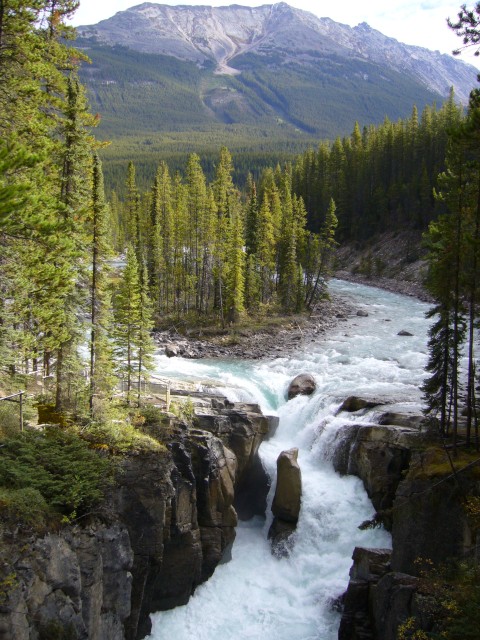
[77, 2, 477, 103]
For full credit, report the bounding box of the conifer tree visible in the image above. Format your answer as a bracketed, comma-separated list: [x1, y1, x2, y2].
[136, 264, 155, 406]
[89, 153, 114, 417]
[305, 198, 338, 309]
[213, 147, 239, 321]
[55, 73, 97, 412]
[423, 139, 468, 449]
[224, 213, 245, 323]
[113, 246, 155, 406]
[125, 161, 143, 266]
[113, 246, 141, 405]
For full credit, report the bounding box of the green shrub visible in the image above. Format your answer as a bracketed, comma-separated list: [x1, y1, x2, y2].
[0, 403, 21, 439]
[0, 487, 51, 529]
[398, 559, 480, 639]
[82, 420, 165, 454]
[170, 398, 197, 425]
[137, 404, 166, 426]
[0, 428, 112, 520]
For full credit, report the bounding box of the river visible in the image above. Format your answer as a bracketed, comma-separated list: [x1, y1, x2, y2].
[144, 279, 432, 640]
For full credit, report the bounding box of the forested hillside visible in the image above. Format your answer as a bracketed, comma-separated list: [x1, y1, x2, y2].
[291, 93, 464, 242]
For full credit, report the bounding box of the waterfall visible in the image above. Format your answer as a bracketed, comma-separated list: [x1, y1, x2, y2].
[145, 280, 431, 640]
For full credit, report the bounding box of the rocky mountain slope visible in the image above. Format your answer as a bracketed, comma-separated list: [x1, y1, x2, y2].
[76, 3, 477, 144]
[78, 2, 475, 102]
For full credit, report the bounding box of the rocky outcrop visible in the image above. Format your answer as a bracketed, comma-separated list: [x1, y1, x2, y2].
[0, 397, 273, 640]
[334, 405, 479, 640]
[331, 422, 424, 514]
[338, 547, 392, 640]
[287, 374, 316, 400]
[268, 448, 302, 555]
[0, 524, 133, 640]
[339, 548, 439, 640]
[336, 396, 387, 413]
[391, 453, 473, 575]
[193, 397, 277, 520]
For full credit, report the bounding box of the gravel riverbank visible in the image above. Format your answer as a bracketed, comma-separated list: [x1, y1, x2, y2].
[153, 274, 433, 361]
[153, 292, 355, 360]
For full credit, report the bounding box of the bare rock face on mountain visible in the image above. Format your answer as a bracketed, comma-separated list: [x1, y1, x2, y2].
[77, 3, 477, 103]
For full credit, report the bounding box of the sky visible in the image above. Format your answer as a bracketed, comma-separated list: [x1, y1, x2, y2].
[68, 0, 480, 69]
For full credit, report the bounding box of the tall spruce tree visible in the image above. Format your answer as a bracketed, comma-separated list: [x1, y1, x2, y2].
[89, 153, 114, 417]
[113, 246, 155, 406]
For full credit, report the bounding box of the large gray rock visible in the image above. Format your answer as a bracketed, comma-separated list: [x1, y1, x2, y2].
[391, 453, 473, 575]
[0, 524, 133, 640]
[271, 448, 302, 522]
[268, 448, 302, 555]
[338, 547, 392, 640]
[194, 398, 274, 518]
[339, 548, 439, 640]
[165, 343, 179, 357]
[331, 423, 424, 515]
[372, 572, 421, 640]
[287, 374, 316, 400]
[337, 395, 387, 413]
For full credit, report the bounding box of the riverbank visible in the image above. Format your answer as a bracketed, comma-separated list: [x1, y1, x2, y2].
[154, 271, 433, 361]
[153, 292, 356, 360]
[334, 271, 433, 303]
[334, 230, 433, 303]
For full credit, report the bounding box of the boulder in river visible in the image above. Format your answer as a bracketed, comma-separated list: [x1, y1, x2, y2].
[269, 448, 302, 556]
[165, 343, 179, 358]
[337, 396, 387, 413]
[357, 310, 369, 317]
[287, 373, 316, 400]
[397, 330, 413, 336]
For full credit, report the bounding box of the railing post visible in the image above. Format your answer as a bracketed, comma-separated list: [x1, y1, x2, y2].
[19, 391, 23, 432]
[166, 384, 171, 412]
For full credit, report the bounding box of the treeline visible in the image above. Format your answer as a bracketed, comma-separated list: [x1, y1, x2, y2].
[291, 92, 464, 241]
[422, 91, 480, 452]
[112, 150, 338, 324]
[0, 2, 336, 419]
[0, 1, 155, 415]
[100, 143, 310, 197]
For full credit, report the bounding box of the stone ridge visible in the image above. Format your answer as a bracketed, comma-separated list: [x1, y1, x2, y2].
[77, 2, 477, 102]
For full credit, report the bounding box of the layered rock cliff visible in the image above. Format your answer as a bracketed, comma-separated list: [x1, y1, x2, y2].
[0, 395, 276, 640]
[334, 398, 480, 639]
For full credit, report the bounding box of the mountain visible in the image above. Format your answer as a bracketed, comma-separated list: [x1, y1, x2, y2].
[75, 3, 479, 189]
[78, 2, 476, 103]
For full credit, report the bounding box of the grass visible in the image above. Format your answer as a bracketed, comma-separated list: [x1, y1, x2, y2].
[79, 417, 167, 455]
[407, 446, 480, 481]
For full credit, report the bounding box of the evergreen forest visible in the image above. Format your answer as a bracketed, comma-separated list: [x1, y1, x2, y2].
[3, 2, 480, 638]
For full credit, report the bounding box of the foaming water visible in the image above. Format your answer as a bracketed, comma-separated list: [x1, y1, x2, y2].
[145, 280, 431, 640]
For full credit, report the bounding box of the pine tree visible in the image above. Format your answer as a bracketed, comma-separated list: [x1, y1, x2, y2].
[113, 246, 141, 405]
[55, 73, 97, 412]
[89, 153, 114, 417]
[423, 139, 468, 449]
[255, 194, 276, 304]
[125, 161, 142, 265]
[113, 247, 155, 406]
[224, 213, 245, 323]
[136, 264, 155, 406]
[305, 198, 338, 309]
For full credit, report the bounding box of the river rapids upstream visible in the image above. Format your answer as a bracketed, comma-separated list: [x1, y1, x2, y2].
[144, 279, 432, 640]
